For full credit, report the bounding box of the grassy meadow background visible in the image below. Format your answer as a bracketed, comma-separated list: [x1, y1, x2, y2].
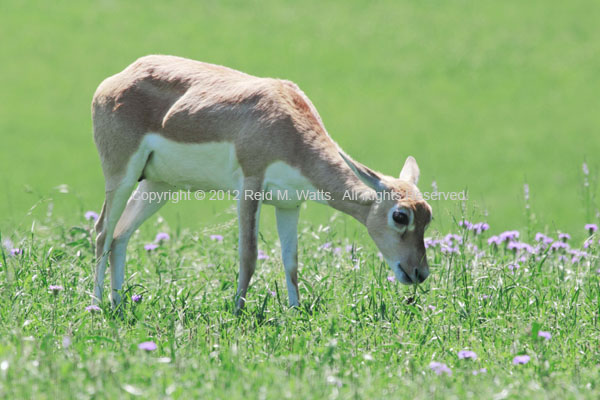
[1, 0, 600, 399]
[1, 0, 599, 236]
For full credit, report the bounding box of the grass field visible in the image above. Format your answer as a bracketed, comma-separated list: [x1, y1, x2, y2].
[1, 0, 600, 398]
[1, 0, 599, 236]
[1, 211, 599, 398]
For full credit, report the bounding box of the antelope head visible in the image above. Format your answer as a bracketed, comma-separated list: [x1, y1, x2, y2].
[342, 154, 432, 284]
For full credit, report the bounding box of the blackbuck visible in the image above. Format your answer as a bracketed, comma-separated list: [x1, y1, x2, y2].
[91, 55, 433, 309]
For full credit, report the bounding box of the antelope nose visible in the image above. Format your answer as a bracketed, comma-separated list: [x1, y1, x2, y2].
[416, 269, 429, 283]
[396, 263, 415, 284]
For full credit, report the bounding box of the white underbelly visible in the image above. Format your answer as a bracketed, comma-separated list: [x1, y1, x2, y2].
[142, 134, 242, 191]
[140, 133, 319, 206]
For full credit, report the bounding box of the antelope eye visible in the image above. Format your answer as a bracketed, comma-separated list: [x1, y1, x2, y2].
[392, 210, 409, 225]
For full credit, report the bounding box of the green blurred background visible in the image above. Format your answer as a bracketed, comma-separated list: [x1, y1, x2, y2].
[1, 0, 598, 238]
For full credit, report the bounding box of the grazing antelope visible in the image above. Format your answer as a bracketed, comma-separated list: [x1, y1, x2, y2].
[91, 55, 432, 309]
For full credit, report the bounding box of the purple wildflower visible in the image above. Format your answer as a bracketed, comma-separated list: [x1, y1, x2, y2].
[387, 275, 395, 282]
[585, 224, 598, 234]
[550, 241, 569, 251]
[583, 162, 589, 176]
[480, 294, 491, 300]
[445, 233, 462, 245]
[518, 256, 528, 264]
[499, 230, 520, 242]
[570, 249, 587, 264]
[471, 222, 490, 235]
[472, 368, 487, 375]
[535, 234, 554, 246]
[441, 246, 459, 255]
[62, 336, 72, 349]
[508, 263, 519, 272]
[85, 305, 101, 313]
[345, 244, 354, 253]
[458, 350, 477, 360]
[507, 241, 519, 251]
[459, 220, 473, 229]
[49, 285, 64, 294]
[85, 211, 99, 222]
[144, 243, 158, 251]
[512, 355, 530, 365]
[138, 341, 157, 351]
[508, 241, 535, 254]
[538, 331, 551, 340]
[268, 290, 276, 297]
[258, 250, 269, 260]
[210, 234, 224, 242]
[487, 236, 502, 246]
[558, 233, 570, 242]
[320, 242, 332, 250]
[132, 294, 143, 303]
[2, 239, 22, 256]
[429, 361, 452, 376]
[427, 239, 442, 248]
[333, 247, 342, 255]
[155, 232, 170, 242]
[427, 305, 436, 311]
[596, 268, 600, 275]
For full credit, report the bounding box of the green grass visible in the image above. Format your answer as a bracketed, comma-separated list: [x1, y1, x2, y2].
[1, 0, 599, 235]
[2, 1, 600, 398]
[1, 210, 599, 399]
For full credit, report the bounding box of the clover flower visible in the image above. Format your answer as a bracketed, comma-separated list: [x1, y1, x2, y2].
[499, 230, 520, 242]
[512, 355, 530, 365]
[258, 250, 270, 260]
[138, 341, 157, 351]
[85, 211, 99, 222]
[487, 236, 502, 246]
[585, 224, 598, 234]
[144, 243, 159, 251]
[210, 234, 224, 242]
[538, 331, 552, 340]
[49, 285, 64, 295]
[458, 350, 477, 360]
[155, 232, 170, 242]
[558, 233, 570, 242]
[429, 361, 452, 375]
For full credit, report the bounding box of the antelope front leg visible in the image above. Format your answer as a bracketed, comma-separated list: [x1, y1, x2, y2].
[275, 206, 300, 307]
[235, 176, 263, 312]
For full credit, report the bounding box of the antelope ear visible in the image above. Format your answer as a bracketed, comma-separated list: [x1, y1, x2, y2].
[399, 156, 420, 185]
[339, 152, 386, 192]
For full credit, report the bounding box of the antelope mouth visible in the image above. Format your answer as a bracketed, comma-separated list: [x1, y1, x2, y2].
[395, 263, 416, 285]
